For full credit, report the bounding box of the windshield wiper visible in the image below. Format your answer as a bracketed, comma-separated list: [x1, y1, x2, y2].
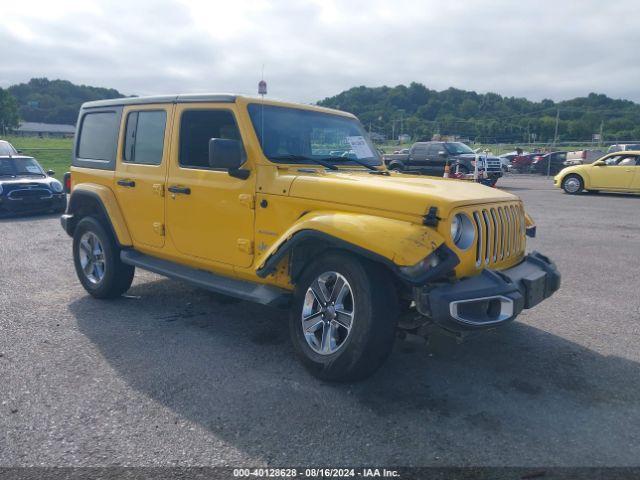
[268, 154, 338, 170]
[18, 172, 45, 176]
[319, 156, 384, 173]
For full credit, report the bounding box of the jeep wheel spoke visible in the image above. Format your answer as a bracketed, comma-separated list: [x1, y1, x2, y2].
[301, 271, 355, 356]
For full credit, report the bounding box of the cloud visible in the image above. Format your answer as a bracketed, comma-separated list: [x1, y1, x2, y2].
[1, 0, 639, 102]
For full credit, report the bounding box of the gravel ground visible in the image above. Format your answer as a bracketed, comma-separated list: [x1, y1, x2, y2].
[1, 175, 639, 467]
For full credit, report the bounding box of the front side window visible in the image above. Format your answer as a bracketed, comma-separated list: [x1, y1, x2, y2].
[617, 155, 638, 167]
[179, 110, 241, 169]
[248, 104, 381, 167]
[604, 155, 637, 166]
[78, 111, 118, 161]
[445, 142, 474, 155]
[123, 110, 167, 165]
[426, 144, 442, 155]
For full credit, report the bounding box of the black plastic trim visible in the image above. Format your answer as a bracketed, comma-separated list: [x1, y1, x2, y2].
[121, 250, 290, 307]
[418, 251, 560, 331]
[62, 190, 122, 247]
[256, 229, 458, 285]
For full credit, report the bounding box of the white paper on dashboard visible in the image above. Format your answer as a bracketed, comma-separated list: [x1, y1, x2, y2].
[346, 136, 374, 159]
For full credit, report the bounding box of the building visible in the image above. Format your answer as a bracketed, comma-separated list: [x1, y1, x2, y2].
[14, 122, 76, 138]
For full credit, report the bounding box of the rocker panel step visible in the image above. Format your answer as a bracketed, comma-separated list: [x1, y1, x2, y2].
[120, 250, 290, 307]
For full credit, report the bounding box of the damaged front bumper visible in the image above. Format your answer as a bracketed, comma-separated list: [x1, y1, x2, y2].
[414, 251, 560, 331]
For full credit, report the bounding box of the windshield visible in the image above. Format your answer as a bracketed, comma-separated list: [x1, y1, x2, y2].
[0, 157, 45, 177]
[248, 104, 382, 167]
[0, 141, 18, 156]
[444, 142, 475, 155]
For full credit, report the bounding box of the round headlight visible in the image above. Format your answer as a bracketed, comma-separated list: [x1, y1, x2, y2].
[50, 180, 63, 193]
[451, 213, 474, 250]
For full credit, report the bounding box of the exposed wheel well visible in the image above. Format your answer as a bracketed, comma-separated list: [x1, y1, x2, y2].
[288, 238, 407, 298]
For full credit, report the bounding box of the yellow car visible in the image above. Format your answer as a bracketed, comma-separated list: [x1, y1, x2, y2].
[555, 151, 640, 194]
[61, 94, 560, 381]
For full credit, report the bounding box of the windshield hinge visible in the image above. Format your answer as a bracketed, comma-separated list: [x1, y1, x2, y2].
[423, 207, 440, 227]
[238, 193, 255, 209]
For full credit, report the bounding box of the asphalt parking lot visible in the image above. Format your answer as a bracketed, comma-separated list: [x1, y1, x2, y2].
[1, 175, 639, 467]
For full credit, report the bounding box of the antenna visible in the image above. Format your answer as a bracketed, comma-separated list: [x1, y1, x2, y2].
[258, 64, 267, 150]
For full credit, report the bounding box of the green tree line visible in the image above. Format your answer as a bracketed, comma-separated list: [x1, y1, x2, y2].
[6, 78, 125, 125]
[318, 83, 640, 143]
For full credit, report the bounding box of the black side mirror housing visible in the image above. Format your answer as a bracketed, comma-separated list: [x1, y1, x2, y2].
[208, 138, 249, 179]
[46, 169, 55, 176]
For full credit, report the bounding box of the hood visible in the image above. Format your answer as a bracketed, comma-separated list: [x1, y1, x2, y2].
[457, 153, 500, 161]
[0, 176, 59, 194]
[288, 171, 518, 219]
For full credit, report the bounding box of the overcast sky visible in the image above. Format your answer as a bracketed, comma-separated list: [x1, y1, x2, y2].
[1, 0, 639, 103]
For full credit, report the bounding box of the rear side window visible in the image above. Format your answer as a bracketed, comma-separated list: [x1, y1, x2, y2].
[78, 112, 118, 161]
[123, 111, 167, 165]
[179, 110, 241, 169]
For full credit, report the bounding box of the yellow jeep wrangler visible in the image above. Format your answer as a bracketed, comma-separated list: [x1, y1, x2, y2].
[61, 94, 560, 381]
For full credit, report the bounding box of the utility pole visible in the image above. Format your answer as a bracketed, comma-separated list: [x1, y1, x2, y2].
[599, 120, 604, 147]
[548, 109, 559, 178]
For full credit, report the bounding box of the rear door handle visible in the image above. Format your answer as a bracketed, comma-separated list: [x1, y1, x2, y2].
[168, 185, 191, 195]
[117, 179, 136, 188]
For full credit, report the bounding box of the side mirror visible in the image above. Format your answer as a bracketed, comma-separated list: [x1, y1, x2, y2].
[593, 160, 606, 167]
[17, 150, 23, 154]
[208, 138, 249, 179]
[46, 169, 55, 176]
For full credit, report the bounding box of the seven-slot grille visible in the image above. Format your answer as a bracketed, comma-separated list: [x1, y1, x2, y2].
[471, 203, 525, 267]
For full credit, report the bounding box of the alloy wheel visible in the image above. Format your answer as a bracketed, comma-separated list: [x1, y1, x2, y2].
[301, 271, 355, 355]
[78, 231, 106, 284]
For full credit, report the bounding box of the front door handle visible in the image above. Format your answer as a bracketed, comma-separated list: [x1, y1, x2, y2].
[117, 179, 136, 188]
[168, 185, 191, 195]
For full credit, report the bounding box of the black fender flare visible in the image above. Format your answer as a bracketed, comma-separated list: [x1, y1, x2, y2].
[256, 229, 459, 286]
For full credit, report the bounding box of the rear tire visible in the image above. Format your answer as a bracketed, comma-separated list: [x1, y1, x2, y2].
[388, 162, 404, 173]
[562, 174, 584, 194]
[289, 252, 399, 382]
[73, 216, 135, 299]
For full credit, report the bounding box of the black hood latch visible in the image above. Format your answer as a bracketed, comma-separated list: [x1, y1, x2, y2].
[423, 207, 440, 227]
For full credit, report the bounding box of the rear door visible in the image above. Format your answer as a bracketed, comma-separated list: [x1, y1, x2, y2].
[425, 143, 446, 176]
[115, 105, 172, 249]
[408, 143, 428, 171]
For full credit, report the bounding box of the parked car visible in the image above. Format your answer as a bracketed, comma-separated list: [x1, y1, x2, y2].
[606, 144, 640, 153]
[509, 153, 538, 173]
[564, 149, 604, 166]
[60, 93, 559, 382]
[383, 141, 503, 184]
[555, 151, 640, 194]
[0, 141, 67, 216]
[529, 151, 567, 175]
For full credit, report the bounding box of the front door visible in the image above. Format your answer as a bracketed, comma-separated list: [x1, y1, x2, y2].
[591, 154, 638, 190]
[115, 105, 172, 249]
[166, 105, 255, 267]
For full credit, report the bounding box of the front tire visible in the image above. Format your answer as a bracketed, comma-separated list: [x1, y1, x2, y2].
[289, 252, 399, 382]
[73, 216, 135, 299]
[562, 174, 584, 194]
